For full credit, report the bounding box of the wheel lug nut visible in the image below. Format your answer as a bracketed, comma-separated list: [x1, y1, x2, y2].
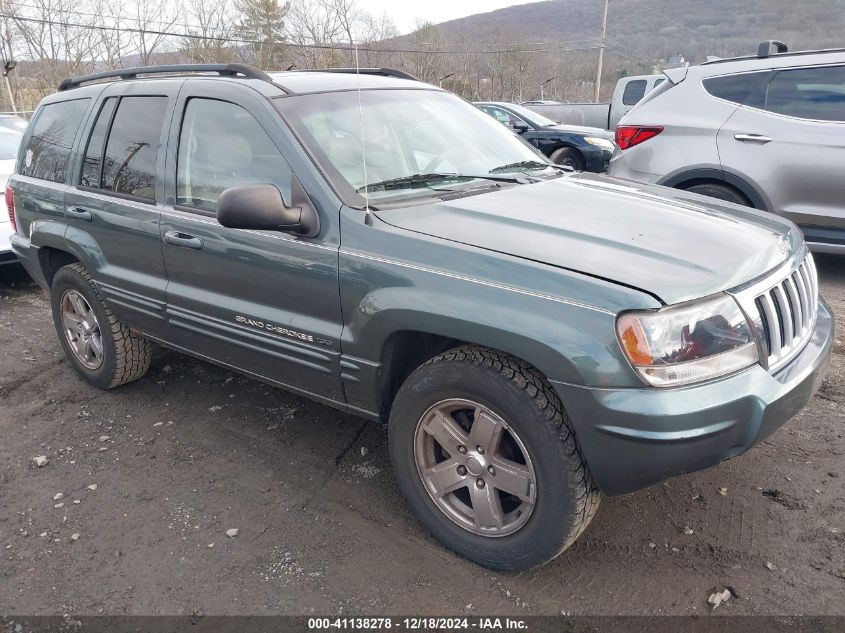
[457, 465, 467, 476]
[476, 478, 485, 489]
[476, 446, 485, 455]
[487, 465, 495, 475]
[457, 445, 467, 455]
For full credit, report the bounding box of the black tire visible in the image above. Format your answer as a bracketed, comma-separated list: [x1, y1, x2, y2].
[549, 146, 585, 171]
[388, 345, 600, 570]
[683, 182, 750, 206]
[50, 263, 152, 389]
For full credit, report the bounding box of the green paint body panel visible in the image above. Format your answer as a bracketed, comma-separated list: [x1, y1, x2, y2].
[9, 73, 834, 495]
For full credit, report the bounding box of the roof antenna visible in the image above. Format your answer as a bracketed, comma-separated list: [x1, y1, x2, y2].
[354, 43, 373, 226]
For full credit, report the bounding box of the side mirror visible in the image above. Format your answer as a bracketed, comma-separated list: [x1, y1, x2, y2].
[512, 122, 529, 134]
[217, 177, 320, 238]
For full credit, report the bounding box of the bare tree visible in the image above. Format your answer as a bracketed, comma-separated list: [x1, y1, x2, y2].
[128, 0, 179, 65]
[285, 0, 342, 68]
[181, 0, 238, 63]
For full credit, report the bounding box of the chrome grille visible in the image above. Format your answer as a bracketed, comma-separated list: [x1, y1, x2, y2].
[743, 251, 818, 371]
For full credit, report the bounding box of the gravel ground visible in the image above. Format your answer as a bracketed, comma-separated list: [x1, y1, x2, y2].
[0, 258, 843, 616]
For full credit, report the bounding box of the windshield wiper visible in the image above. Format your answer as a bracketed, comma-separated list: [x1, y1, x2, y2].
[357, 172, 533, 193]
[489, 160, 573, 174]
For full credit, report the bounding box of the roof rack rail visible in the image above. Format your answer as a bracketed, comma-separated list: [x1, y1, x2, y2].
[298, 67, 420, 82]
[701, 44, 845, 66]
[758, 40, 788, 58]
[58, 63, 274, 91]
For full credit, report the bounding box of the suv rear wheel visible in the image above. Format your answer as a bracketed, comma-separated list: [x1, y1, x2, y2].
[388, 345, 600, 570]
[50, 263, 152, 389]
[683, 182, 750, 206]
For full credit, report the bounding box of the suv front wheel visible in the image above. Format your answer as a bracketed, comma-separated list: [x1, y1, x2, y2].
[50, 263, 152, 389]
[388, 345, 600, 570]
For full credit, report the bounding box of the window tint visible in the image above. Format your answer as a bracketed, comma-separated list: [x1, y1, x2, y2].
[80, 98, 117, 188]
[764, 66, 845, 122]
[19, 99, 89, 182]
[621, 80, 647, 106]
[177, 98, 292, 213]
[703, 71, 769, 105]
[101, 97, 167, 200]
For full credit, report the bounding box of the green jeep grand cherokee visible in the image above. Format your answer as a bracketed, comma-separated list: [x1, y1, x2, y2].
[7, 64, 832, 570]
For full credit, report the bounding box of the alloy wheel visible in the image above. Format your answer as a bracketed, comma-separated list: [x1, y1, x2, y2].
[414, 398, 537, 537]
[60, 289, 104, 370]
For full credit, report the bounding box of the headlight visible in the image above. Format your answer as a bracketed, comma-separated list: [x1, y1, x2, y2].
[616, 294, 759, 387]
[584, 136, 615, 150]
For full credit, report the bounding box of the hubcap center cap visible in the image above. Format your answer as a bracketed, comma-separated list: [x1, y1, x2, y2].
[465, 453, 486, 477]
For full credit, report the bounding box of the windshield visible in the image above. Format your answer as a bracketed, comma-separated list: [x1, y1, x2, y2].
[276, 89, 553, 203]
[503, 103, 558, 128]
[0, 130, 22, 160]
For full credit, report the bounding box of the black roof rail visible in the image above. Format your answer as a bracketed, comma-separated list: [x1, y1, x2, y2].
[297, 67, 420, 82]
[58, 63, 274, 91]
[758, 40, 788, 58]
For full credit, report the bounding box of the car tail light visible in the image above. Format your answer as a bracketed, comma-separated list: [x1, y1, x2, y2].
[615, 126, 664, 150]
[5, 185, 16, 234]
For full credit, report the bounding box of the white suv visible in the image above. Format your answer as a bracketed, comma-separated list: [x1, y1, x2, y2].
[608, 41, 845, 254]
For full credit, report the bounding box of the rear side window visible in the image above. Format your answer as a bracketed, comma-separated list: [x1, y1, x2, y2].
[621, 80, 647, 106]
[703, 71, 770, 105]
[81, 96, 167, 200]
[19, 99, 89, 183]
[764, 66, 845, 122]
[80, 98, 117, 188]
[176, 98, 292, 213]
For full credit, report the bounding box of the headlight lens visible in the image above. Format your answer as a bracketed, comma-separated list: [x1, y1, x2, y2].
[584, 136, 615, 150]
[616, 294, 759, 387]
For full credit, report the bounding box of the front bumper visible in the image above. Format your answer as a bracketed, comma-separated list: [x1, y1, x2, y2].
[583, 146, 614, 173]
[551, 298, 834, 496]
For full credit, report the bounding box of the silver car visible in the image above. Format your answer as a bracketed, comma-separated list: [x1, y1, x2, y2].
[608, 41, 845, 254]
[0, 126, 24, 265]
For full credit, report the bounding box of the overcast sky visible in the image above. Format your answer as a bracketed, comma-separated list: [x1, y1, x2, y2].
[356, 0, 542, 34]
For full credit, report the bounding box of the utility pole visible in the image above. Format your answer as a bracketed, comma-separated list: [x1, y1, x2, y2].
[594, 0, 609, 103]
[2, 61, 17, 114]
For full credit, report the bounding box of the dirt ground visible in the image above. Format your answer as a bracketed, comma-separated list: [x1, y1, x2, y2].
[0, 257, 843, 617]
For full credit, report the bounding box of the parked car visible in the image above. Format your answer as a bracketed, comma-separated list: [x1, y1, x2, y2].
[475, 101, 615, 171]
[0, 126, 24, 265]
[0, 114, 28, 133]
[520, 99, 560, 106]
[9, 64, 831, 571]
[525, 74, 667, 130]
[608, 41, 845, 254]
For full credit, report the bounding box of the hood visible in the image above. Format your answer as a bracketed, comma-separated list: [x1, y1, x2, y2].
[543, 124, 613, 140]
[374, 173, 801, 305]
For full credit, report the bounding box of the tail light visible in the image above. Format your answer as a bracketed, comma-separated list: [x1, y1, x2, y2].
[615, 126, 664, 150]
[4, 185, 16, 234]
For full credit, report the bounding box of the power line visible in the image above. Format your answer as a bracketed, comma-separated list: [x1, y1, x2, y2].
[0, 13, 608, 56]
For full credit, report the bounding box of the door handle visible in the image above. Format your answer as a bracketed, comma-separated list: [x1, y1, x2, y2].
[734, 133, 772, 143]
[66, 206, 93, 221]
[163, 230, 203, 250]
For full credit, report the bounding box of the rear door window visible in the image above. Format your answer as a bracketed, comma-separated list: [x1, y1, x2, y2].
[621, 80, 647, 106]
[80, 98, 117, 188]
[82, 96, 167, 200]
[703, 71, 770, 106]
[19, 98, 89, 183]
[764, 65, 845, 122]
